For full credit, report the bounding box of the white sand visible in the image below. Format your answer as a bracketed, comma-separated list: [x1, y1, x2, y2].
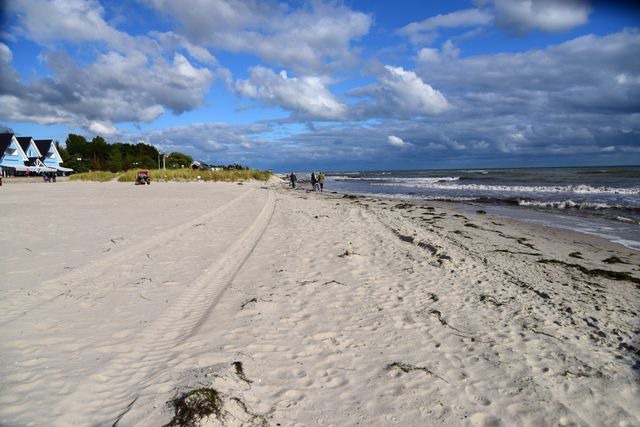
[1, 180, 639, 426]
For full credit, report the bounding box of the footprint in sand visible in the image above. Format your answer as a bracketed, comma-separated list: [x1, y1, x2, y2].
[466, 385, 492, 406]
[297, 377, 314, 387]
[470, 412, 502, 427]
[316, 369, 348, 388]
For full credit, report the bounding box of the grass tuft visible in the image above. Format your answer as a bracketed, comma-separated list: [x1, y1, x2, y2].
[69, 171, 119, 182]
[117, 168, 271, 183]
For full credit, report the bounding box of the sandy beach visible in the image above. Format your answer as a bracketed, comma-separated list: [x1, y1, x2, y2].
[1, 179, 639, 426]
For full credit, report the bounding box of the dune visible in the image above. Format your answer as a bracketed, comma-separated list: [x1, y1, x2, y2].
[0, 179, 638, 426]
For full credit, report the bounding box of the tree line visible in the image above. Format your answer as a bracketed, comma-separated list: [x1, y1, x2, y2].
[59, 134, 247, 173]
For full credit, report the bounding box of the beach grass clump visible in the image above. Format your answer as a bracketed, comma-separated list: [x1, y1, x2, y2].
[69, 171, 119, 182]
[165, 388, 223, 427]
[117, 168, 271, 183]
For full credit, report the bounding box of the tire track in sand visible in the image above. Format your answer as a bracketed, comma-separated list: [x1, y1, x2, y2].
[0, 188, 257, 326]
[54, 188, 275, 426]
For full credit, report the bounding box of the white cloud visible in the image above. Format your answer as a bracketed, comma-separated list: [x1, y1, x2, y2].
[88, 121, 118, 135]
[7, 0, 123, 45]
[415, 40, 460, 65]
[616, 73, 640, 86]
[441, 40, 460, 59]
[0, 43, 12, 63]
[417, 47, 440, 63]
[399, 8, 492, 44]
[379, 66, 449, 116]
[349, 65, 450, 119]
[493, 0, 591, 34]
[388, 135, 409, 147]
[149, 31, 218, 65]
[236, 67, 347, 120]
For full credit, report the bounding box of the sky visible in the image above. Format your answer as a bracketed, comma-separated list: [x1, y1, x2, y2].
[1, 0, 639, 171]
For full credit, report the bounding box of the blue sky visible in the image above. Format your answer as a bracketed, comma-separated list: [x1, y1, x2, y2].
[1, 0, 639, 171]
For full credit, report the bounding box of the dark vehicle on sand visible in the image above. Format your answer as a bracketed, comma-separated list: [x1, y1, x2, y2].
[135, 169, 151, 185]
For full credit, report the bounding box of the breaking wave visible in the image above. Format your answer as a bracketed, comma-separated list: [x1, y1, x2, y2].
[517, 199, 615, 210]
[369, 180, 639, 196]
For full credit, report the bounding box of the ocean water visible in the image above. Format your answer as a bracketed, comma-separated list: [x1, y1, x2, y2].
[323, 166, 640, 251]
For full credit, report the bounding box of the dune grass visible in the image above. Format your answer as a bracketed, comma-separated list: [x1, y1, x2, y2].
[117, 168, 271, 182]
[69, 171, 120, 182]
[70, 169, 271, 182]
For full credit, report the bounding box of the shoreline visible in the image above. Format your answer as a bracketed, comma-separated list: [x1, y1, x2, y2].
[311, 183, 640, 253]
[1, 180, 639, 425]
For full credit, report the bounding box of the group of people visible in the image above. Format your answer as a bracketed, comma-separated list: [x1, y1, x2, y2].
[42, 172, 57, 182]
[288, 171, 325, 191]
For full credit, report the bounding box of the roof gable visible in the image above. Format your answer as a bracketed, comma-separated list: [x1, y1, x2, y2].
[34, 140, 51, 155]
[35, 139, 64, 164]
[17, 136, 42, 158]
[17, 136, 33, 151]
[0, 133, 16, 148]
[0, 134, 28, 161]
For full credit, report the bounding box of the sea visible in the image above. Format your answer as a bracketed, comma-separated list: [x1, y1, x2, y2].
[321, 166, 640, 251]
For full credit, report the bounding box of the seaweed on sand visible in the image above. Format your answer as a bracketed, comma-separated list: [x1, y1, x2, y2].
[538, 259, 640, 284]
[479, 294, 504, 307]
[165, 388, 223, 427]
[232, 361, 252, 384]
[385, 362, 448, 383]
[493, 249, 541, 256]
[602, 256, 628, 264]
[240, 297, 258, 310]
[394, 203, 413, 209]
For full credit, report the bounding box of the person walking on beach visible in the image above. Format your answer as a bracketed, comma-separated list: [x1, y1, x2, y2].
[318, 172, 325, 192]
[311, 172, 318, 191]
[290, 172, 297, 189]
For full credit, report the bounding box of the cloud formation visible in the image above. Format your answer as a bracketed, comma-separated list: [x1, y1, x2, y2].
[1, 0, 218, 133]
[126, 122, 272, 165]
[388, 135, 409, 147]
[1, 1, 638, 169]
[399, 8, 492, 44]
[0, 46, 213, 131]
[235, 67, 347, 120]
[416, 29, 640, 115]
[145, 0, 371, 74]
[493, 0, 592, 34]
[351, 65, 449, 118]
